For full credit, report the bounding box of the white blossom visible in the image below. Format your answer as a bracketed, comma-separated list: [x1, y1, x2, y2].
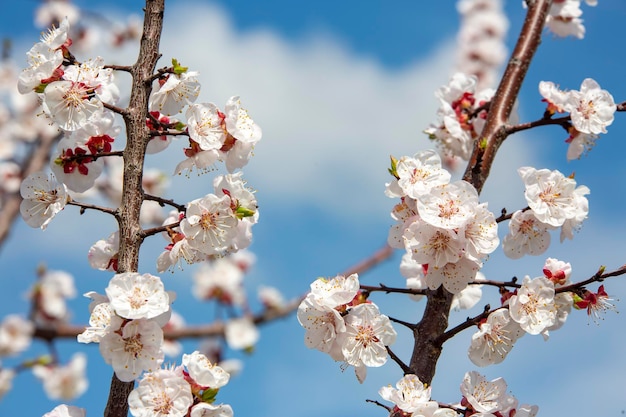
[99, 317, 164, 382]
[42, 80, 104, 132]
[182, 351, 230, 389]
[224, 96, 262, 144]
[337, 303, 396, 369]
[193, 258, 245, 306]
[225, 317, 259, 350]
[33, 353, 88, 401]
[460, 371, 516, 415]
[128, 366, 193, 417]
[508, 276, 557, 335]
[19, 171, 68, 230]
[519, 166, 588, 227]
[0, 368, 15, 400]
[106, 272, 170, 320]
[186, 102, 226, 151]
[308, 273, 360, 309]
[403, 221, 465, 268]
[190, 403, 234, 417]
[502, 210, 552, 259]
[149, 71, 201, 116]
[379, 374, 437, 414]
[42, 404, 86, 417]
[425, 257, 481, 294]
[63, 57, 120, 105]
[77, 301, 114, 344]
[181, 194, 238, 255]
[17, 43, 63, 94]
[385, 150, 451, 199]
[297, 295, 345, 360]
[32, 269, 76, 321]
[0, 315, 33, 356]
[417, 180, 479, 230]
[88, 231, 119, 271]
[468, 309, 524, 366]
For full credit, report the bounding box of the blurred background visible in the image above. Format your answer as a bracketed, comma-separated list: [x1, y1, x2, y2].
[1, 1, 626, 416]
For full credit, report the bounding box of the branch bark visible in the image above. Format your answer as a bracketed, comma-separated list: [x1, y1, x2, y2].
[408, 0, 553, 385]
[103, 1, 165, 416]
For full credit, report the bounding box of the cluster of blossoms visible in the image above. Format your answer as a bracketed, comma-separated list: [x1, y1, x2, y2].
[297, 274, 397, 382]
[386, 149, 499, 294]
[156, 172, 259, 272]
[424, 73, 502, 161]
[539, 78, 616, 161]
[0, 269, 89, 403]
[456, 0, 509, 90]
[468, 257, 616, 367]
[144, 58, 262, 175]
[379, 372, 538, 417]
[128, 350, 233, 417]
[502, 166, 590, 258]
[0, 0, 140, 215]
[17, 18, 120, 193]
[43, 350, 234, 417]
[17, 17, 262, 234]
[14, 17, 121, 228]
[544, 0, 597, 39]
[77, 272, 173, 382]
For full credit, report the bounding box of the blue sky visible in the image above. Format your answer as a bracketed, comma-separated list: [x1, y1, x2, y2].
[1, 1, 626, 416]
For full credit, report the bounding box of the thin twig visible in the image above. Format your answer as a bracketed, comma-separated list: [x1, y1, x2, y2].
[143, 193, 186, 212]
[556, 265, 626, 294]
[437, 304, 494, 345]
[389, 316, 416, 330]
[495, 206, 529, 223]
[386, 346, 412, 374]
[67, 200, 119, 217]
[505, 115, 571, 135]
[360, 284, 427, 296]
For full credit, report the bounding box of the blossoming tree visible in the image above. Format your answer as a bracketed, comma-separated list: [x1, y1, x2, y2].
[0, 0, 625, 417]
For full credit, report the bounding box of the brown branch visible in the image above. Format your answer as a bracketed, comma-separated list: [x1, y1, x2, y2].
[143, 193, 186, 212]
[67, 200, 119, 217]
[439, 265, 626, 344]
[388, 316, 416, 330]
[469, 277, 521, 289]
[148, 129, 188, 137]
[386, 346, 412, 374]
[103, 102, 129, 116]
[141, 220, 181, 239]
[556, 265, 626, 294]
[365, 399, 392, 413]
[56, 150, 124, 164]
[438, 304, 494, 345]
[462, 0, 551, 194]
[495, 206, 530, 223]
[33, 297, 303, 341]
[410, 0, 553, 387]
[360, 284, 427, 296]
[104, 64, 133, 73]
[505, 115, 571, 135]
[104, 0, 165, 416]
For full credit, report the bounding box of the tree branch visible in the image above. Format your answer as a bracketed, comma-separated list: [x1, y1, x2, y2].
[104, 0, 165, 416]
[67, 200, 119, 217]
[410, 0, 553, 386]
